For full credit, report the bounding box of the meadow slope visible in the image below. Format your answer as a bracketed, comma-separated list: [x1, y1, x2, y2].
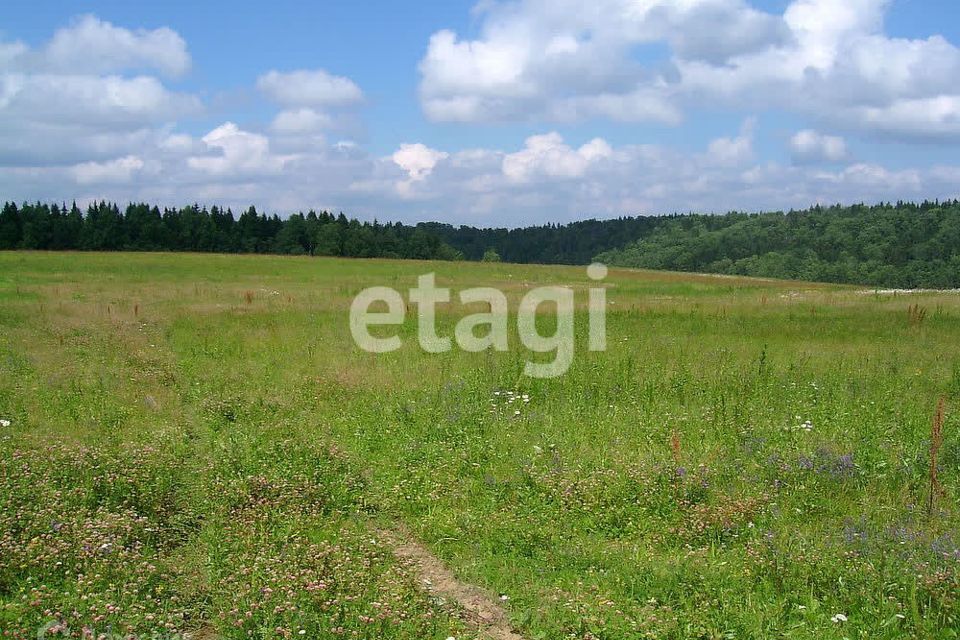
[1, 252, 959, 639]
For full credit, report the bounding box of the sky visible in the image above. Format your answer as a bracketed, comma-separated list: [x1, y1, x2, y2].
[3, 0, 960, 227]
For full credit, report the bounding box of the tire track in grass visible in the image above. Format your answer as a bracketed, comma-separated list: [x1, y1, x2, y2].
[376, 528, 525, 640]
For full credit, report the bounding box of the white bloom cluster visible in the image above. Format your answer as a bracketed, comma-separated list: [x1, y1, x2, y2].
[784, 416, 813, 433]
[490, 390, 531, 417]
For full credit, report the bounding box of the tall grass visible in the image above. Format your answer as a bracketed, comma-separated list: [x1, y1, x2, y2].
[928, 396, 947, 518]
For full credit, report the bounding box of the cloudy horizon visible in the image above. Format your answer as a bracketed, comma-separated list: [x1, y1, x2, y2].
[3, 1, 960, 227]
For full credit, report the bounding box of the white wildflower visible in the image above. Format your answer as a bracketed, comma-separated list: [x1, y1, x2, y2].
[0, 419, 10, 428]
[831, 613, 848, 623]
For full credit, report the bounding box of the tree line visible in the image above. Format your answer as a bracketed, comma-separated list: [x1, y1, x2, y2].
[0, 201, 463, 260]
[3, 199, 960, 288]
[596, 201, 960, 288]
[420, 217, 665, 265]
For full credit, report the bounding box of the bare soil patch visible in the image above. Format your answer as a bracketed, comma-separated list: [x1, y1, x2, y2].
[377, 528, 525, 640]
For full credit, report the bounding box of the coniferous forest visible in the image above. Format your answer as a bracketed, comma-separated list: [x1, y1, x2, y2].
[0, 202, 463, 261]
[2, 199, 960, 288]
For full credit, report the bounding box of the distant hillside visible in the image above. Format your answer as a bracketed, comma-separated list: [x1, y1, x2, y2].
[595, 202, 960, 289]
[4, 199, 960, 288]
[417, 217, 666, 265]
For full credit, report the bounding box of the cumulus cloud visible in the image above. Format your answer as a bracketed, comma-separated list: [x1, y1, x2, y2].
[418, 0, 791, 122]
[393, 143, 448, 181]
[3, 7, 960, 230]
[502, 133, 613, 183]
[352, 130, 957, 225]
[4, 119, 960, 228]
[158, 133, 197, 154]
[188, 122, 291, 176]
[0, 16, 199, 167]
[790, 130, 847, 164]
[257, 69, 363, 107]
[0, 15, 191, 77]
[2, 74, 198, 127]
[704, 120, 755, 167]
[71, 155, 146, 184]
[270, 108, 334, 134]
[418, 0, 960, 140]
[390, 143, 450, 198]
[39, 15, 191, 77]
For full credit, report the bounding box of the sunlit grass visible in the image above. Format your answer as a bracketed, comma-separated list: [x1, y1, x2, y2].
[1, 251, 958, 639]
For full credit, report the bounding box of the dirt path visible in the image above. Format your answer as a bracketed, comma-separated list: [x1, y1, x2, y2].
[377, 528, 525, 640]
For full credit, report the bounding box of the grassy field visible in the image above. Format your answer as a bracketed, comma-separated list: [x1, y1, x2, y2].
[1, 251, 959, 640]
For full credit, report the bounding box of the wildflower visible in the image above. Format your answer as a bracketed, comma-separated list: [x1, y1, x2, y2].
[514, 410, 521, 416]
[0, 419, 10, 427]
[831, 613, 848, 623]
[500, 594, 509, 601]
[836, 454, 855, 476]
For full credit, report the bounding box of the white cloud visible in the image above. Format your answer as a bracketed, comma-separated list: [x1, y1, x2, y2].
[418, 0, 788, 123]
[418, 0, 960, 141]
[3, 6, 960, 230]
[159, 133, 196, 154]
[391, 143, 450, 198]
[188, 122, 291, 176]
[790, 130, 847, 164]
[840, 97, 960, 139]
[0, 42, 28, 71]
[704, 120, 755, 166]
[39, 15, 191, 77]
[393, 143, 448, 181]
[0, 73, 200, 166]
[0, 16, 200, 166]
[270, 108, 334, 133]
[257, 69, 363, 107]
[5, 118, 960, 228]
[502, 133, 613, 183]
[3, 74, 198, 126]
[71, 155, 145, 184]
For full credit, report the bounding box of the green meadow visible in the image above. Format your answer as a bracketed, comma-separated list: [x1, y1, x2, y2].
[1, 251, 959, 639]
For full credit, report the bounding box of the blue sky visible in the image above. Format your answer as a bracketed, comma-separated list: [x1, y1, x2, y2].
[3, 0, 960, 226]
